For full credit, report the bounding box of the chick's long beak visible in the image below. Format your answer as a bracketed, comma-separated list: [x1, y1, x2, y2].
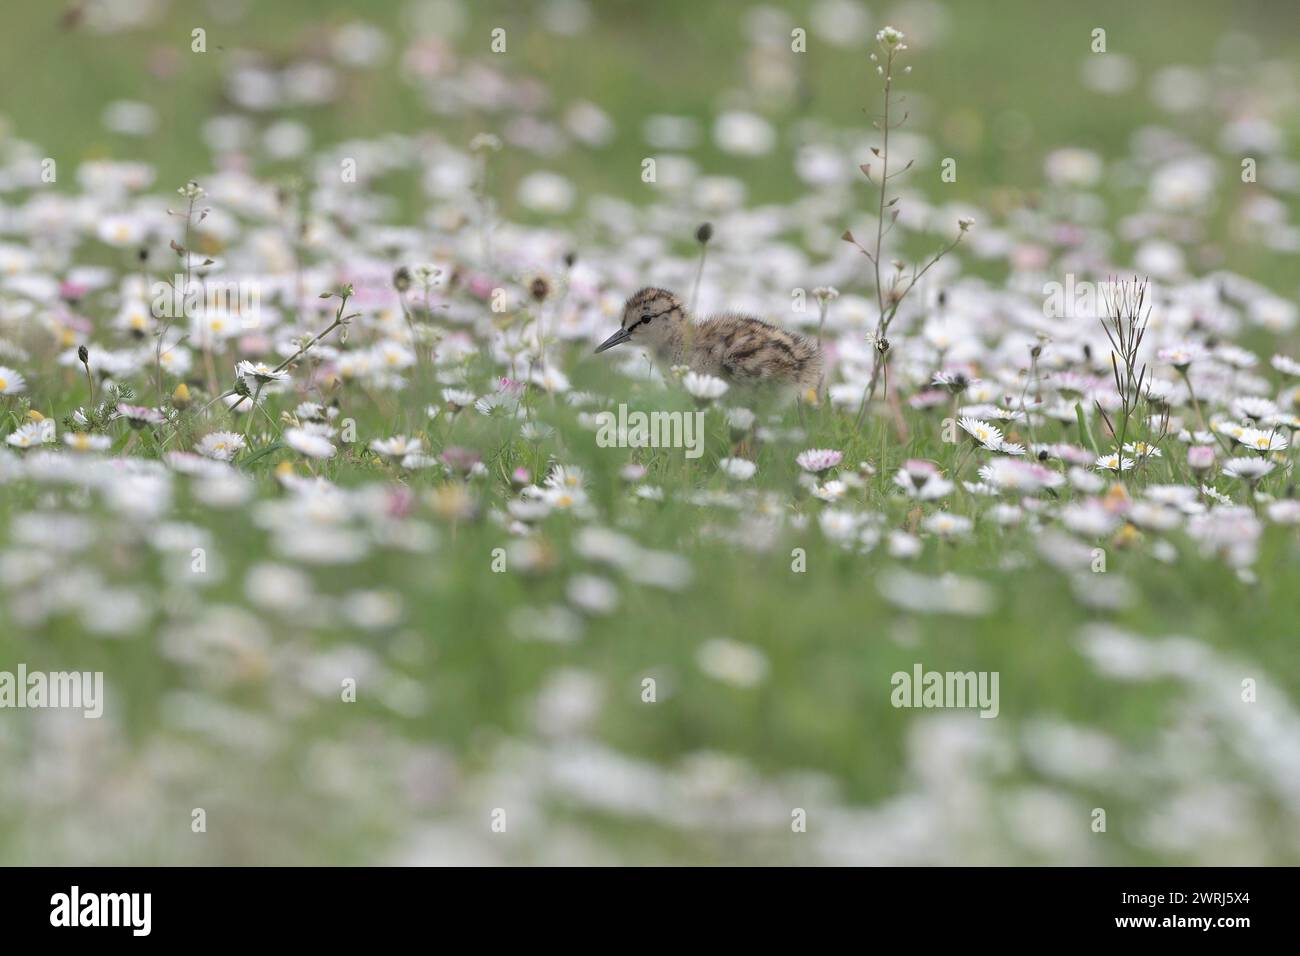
[594, 327, 632, 354]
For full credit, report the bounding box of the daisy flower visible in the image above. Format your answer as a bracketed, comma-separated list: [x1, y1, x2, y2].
[370, 435, 424, 458]
[295, 402, 331, 422]
[894, 460, 954, 500]
[726, 407, 756, 431]
[977, 458, 1062, 493]
[546, 464, 587, 493]
[1123, 441, 1163, 460]
[1094, 453, 1136, 473]
[812, 480, 848, 502]
[1221, 457, 1274, 481]
[696, 638, 768, 688]
[440, 446, 482, 474]
[1233, 397, 1277, 421]
[1267, 500, 1300, 524]
[530, 365, 571, 394]
[931, 369, 972, 394]
[236, 360, 289, 385]
[285, 427, 337, 459]
[96, 213, 147, 247]
[818, 508, 859, 542]
[718, 457, 757, 480]
[540, 485, 587, 512]
[63, 431, 112, 452]
[1236, 428, 1288, 454]
[796, 448, 843, 473]
[194, 310, 240, 344]
[923, 512, 973, 539]
[197, 431, 247, 461]
[887, 531, 923, 559]
[442, 388, 476, 411]
[682, 371, 729, 401]
[116, 403, 165, 427]
[1187, 445, 1216, 472]
[958, 417, 1003, 449]
[0, 366, 26, 395]
[401, 452, 436, 470]
[1157, 344, 1205, 370]
[6, 420, 55, 448]
[1270, 354, 1300, 377]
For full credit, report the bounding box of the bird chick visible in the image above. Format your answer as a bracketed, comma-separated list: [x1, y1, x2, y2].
[594, 288, 823, 395]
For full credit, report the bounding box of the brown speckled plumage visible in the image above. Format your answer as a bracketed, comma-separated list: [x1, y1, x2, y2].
[594, 288, 823, 395]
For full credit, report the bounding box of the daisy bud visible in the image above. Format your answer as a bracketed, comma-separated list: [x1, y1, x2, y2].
[1188, 445, 1216, 472]
[696, 221, 713, 245]
[78, 345, 89, 365]
[172, 382, 192, 409]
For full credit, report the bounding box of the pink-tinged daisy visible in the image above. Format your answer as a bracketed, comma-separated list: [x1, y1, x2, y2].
[894, 460, 953, 500]
[1157, 344, 1205, 370]
[796, 448, 843, 473]
[116, 403, 165, 427]
[1187, 445, 1216, 471]
[1267, 500, 1300, 525]
[440, 446, 482, 475]
[977, 458, 1063, 493]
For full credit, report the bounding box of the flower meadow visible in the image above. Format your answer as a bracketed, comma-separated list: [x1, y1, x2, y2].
[1, 1, 1299, 866]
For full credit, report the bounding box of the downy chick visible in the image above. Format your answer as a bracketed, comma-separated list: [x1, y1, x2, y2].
[594, 288, 823, 395]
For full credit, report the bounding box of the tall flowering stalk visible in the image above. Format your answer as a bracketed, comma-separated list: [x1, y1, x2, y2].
[157, 181, 207, 399]
[844, 27, 970, 431]
[1093, 277, 1169, 480]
